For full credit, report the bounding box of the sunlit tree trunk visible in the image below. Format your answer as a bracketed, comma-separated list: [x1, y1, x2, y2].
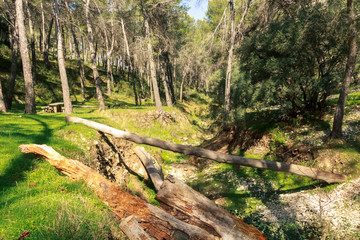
[224, 0, 251, 118]
[0, 79, 6, 112]
[25, 0, 36, 83]
[331, 0, 357, 137]
[64, 0, 85, 102]
[44, 18, 53, 68]
[53, 0, 73, 114]
[120, 17, 138, 106]
[84, 0, 106, 111]
[15, 0, 36, 114]
[141, 1, 162, 112]
[161, 68, 172, 107]
[41, 1, 46, 54]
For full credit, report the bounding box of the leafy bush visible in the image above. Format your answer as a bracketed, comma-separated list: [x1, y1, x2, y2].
[237, 2, 347, 117]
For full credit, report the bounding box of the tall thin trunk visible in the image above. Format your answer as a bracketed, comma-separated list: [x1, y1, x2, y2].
[165, 54, 176, 104]
[25, 0, 36, 83]
[64, 0, 85, 101]
[141, 1, 162, 112]
[68, 29, 72, 59]
[40, 0, 46, 54]
[0, 78, 6, 112]
[39, 27, 42, 52]
[53, 0, 73, 114]
[120, 17, 138, 105]
[224, 0, 251, 118]
[15, 0, 36, 114]
[331, 0, 357, 137]
[83, 36, 88, 63]
[44, 18, 53, 68]
[84, 0, 105, 111]
[94, 2, 114, 96]
[224, 0, 235, 118]
[179, 66, 188, 103]
[6, 20, 19, 110]
[162, 71, 172, 107]
[61, 25, 66, 60]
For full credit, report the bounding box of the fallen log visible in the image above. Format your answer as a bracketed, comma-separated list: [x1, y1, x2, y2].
[65, 116, 347, 183]
[19, 144, 265, 240]
[119, 215, 152, 240]
[156, 175, 266, 240]
[134, 146, 164, 191]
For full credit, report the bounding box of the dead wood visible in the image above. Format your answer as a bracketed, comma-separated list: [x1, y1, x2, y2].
[134, 146, 163, 191]
[119, 215, 152, 240]
[156, 175, 266, 240]
[19, 144, 247, 240]
[65, 116, 347, 183]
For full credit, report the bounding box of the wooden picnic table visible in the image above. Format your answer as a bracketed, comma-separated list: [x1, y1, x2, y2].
[41, 102, 64, 113]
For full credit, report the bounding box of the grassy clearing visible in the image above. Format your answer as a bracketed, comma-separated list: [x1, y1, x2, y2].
[0, 108, 126, 239]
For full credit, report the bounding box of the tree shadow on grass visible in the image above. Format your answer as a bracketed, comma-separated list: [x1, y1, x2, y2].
[0, 115, 61, 194]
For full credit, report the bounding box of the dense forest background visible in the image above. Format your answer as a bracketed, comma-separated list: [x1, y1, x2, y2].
[0, 0, 360, 239]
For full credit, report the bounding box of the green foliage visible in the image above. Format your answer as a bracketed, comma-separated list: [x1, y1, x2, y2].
[237, 2, 347, 117]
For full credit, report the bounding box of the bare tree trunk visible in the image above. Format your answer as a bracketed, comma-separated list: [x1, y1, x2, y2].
[331, 0, 357, 138]
[161, 68, 172, 107]
[165, 54, 176, 104]
[224, 0, 235, 118]
[0, 80, 6, 112]
[84, 0, 105, 111]
[15, 0, 36, 114]
[6, 21, 19, 110]
[120, 17, 138, 105]
[64, 0, 85, 102]
[95, 2, 114, 95]
[44, 18, 53, 68]
[25, 0, 37, 84]
[141, 1, 162, 112]
[224, 0, 251, 118]
[41, 1, 45, 53]
[65, 116, 347, 183]
[61, 25, 66, 60]
[53, 0, 73, 114]
[180, 74, 185, 103]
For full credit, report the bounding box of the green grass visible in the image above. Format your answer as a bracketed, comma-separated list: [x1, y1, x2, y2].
[0, 108, 124, 239]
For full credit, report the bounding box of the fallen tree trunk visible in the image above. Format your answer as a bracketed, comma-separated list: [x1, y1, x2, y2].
[65, 116, 347, 183]
[156, 175, 265, 240]
[134, 146, 164, 191]
[19, 144, 265, 240]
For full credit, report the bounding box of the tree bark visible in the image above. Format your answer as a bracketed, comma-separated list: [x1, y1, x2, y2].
[0, 80, 6, 112]
[134, 146, 164, 191]
[18, 144, 232, 240]
[65, 115, 347, 183]
[156, 175, 266, 240]
[64, 0, 85, 102]
[15, 0, 36, 114]
[141, 0, 162, 112]
[25, 0, 37, 84]
[41, 1, 45, 54]
[84, 0, 106, 111]
[120, 17, 138, 106]
[159, 67, 172, 107]
[331, 0, 357, 138]
[44, 18, 53, 68]
[224, 0, 251, 118]
[95, 2, 114, 96]
[119, 216, 152, 240]
[53, 0, 73, 114]
[6, 20, 19, 110]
